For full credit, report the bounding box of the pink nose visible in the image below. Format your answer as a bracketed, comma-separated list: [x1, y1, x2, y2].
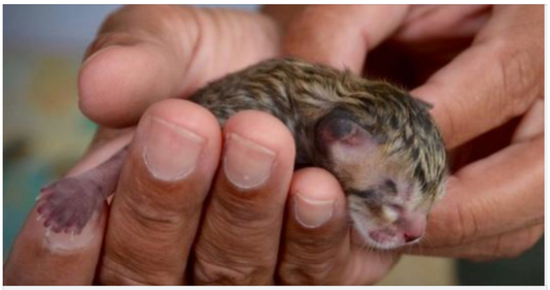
[401, 214, 426, 244]
[403, 233, 422, 243]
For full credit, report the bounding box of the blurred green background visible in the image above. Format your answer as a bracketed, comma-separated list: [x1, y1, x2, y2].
[4, 4, 118, 258]
[3, 5, 543, 286]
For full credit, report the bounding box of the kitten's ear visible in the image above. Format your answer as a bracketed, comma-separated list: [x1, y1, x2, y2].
[315, 108, 378, 162]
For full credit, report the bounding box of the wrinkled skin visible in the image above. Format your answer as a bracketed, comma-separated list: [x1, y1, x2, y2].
[4, 5, 543, 285]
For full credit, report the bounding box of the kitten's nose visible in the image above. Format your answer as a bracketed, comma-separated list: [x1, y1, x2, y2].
[403, 233, 422, 243]
[401, 214, 426, 244]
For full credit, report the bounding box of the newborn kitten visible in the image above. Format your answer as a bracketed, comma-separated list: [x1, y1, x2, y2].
[37, 58, 447, 250]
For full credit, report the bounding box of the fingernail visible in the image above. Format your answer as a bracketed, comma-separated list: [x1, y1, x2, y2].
[224, 133, 276, 189]
[42, 210, 102, 251]
[294, 193, 335, 228]
[143, 117, 205, 181]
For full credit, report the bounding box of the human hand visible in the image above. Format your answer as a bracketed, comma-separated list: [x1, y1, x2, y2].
[264, 4, 544, 261]
[4, 5, 397, 285]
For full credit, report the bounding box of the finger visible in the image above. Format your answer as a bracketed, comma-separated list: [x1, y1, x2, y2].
[3, 152, 115, 285]
[420, 136, 543, 250]
[278, 168, 349, 285]
[279, 168, 399, 285]
[98, 99, 222, 285]
[412, 5, 544, 148]
[274, 5, 409, 73]
[512, 97, 544, 144]
[411, 224, 544, 261]
[192, 111, 295, 285]
[394, 5, 490, 42]
[79, 5, 280, 128]
[4, 205, 107, 285]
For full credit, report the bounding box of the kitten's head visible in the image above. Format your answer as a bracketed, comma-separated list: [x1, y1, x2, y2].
[315, 85, 447, 250]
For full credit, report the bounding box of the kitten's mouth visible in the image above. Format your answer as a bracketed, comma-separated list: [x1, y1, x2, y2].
[365, 227, 422, 250]
[352, 212, 427, 250]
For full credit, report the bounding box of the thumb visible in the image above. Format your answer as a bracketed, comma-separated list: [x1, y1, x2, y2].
[79, 5, 280, 128]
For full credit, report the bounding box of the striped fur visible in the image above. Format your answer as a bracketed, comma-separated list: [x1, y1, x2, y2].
[191, 58, 446, 197]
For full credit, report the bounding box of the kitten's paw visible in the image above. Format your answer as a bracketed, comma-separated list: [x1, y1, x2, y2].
[36, 177, 104, 235]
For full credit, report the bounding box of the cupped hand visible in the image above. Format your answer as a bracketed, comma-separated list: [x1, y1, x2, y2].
[4, 5, 397, 285]
[265, 4, 543, 261]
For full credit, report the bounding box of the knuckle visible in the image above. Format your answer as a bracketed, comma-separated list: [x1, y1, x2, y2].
[432, 203, 483, 250]
[437, 99, 457, 147]
[192, 236, 276, 285]
[278, 260, 335, 285]
[193, 258, 271, 285]
[441, 96, 468, 148]
[116, 175, 193, 234]
[277, 237, 343, 285]
[118, 188, 185, 234]
[100, 254, 181, 285]
[487, 38, 539, 118]
[288, 230, 343, 258]
[436, 202, 475, 248]
[115, 161, 203, 234]
[432, 178, 482, 249]
[213, 186, 282, 231]
[99, 256, 147, 285]
[450, 205, 469, 247]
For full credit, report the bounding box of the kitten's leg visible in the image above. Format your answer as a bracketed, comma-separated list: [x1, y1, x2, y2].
[36, 146, 129, 235]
